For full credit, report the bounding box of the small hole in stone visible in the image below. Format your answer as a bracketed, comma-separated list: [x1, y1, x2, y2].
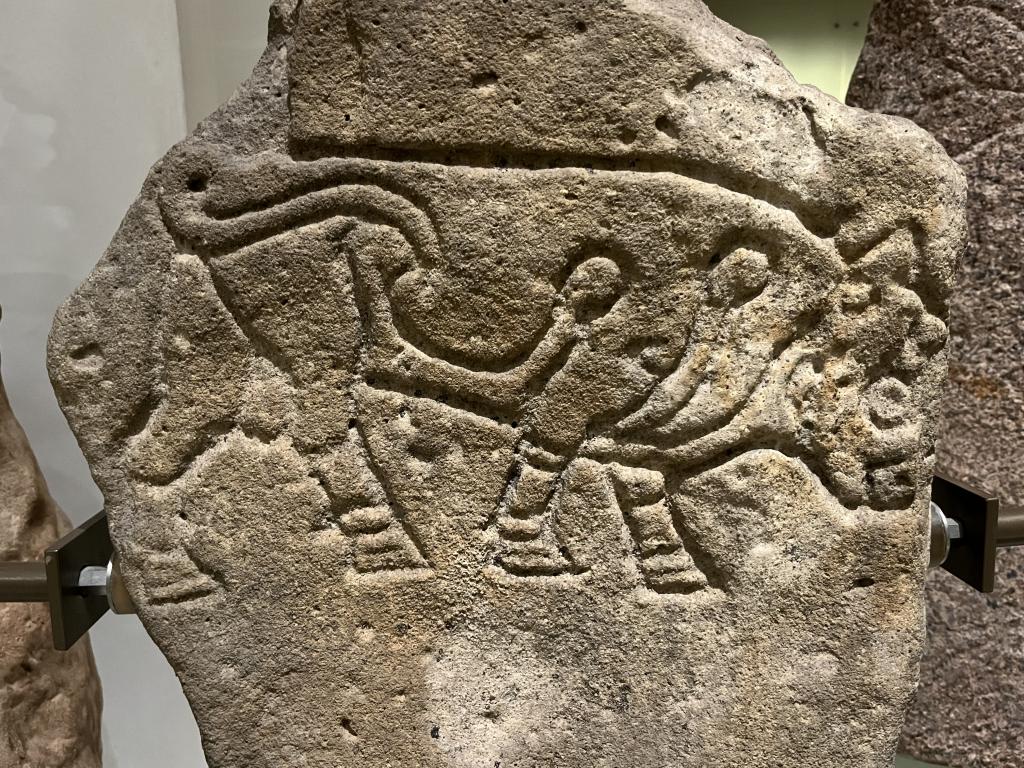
[430, 725, 441, 739]
[186, 173, 208, 192]
[575, 20, 588, 33]
[471, 71, 500, 89]
[70, 342, 101, 361]
[854, 577, 875, 589]
[654, 115, 679, 139]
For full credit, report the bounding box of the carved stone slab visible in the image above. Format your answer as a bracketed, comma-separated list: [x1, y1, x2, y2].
[1, 326, 102, 767]
[849, 2, 1024, 765]
[48, 2, 965, 766]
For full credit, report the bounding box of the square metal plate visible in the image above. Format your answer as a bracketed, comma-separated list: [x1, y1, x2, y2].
[44, 511, 112, 650]
[933, 474, 1000, 593]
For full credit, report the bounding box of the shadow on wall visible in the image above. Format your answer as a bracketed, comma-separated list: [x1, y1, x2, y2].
[176, 0, 273, 129]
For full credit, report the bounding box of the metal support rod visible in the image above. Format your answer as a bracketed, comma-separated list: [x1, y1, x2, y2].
[106, 555, 135, 615]
[0, 561, 49, 602]
[0, 560, 130, 607]
[997, 505, 1024, 548]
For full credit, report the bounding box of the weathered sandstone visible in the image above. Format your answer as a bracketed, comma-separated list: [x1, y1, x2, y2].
[49, 2, 965, 766]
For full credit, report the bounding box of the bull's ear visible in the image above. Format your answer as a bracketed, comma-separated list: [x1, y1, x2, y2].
[613, 230, 841, 445]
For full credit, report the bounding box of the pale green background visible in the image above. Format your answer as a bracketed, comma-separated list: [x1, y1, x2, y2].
[707, 0, 877, 100]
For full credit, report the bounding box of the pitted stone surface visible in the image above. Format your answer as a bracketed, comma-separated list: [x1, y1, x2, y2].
[849, 2, 1024, 765]
[48, 2, 965, 766]
[0, 326, 102, 768]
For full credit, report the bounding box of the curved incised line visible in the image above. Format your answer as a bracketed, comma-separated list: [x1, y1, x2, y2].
[153, 156, 930, 517]
[157, 159, 816, 462]
[158, 167, 583, 394]
[164, 181, 443, 266]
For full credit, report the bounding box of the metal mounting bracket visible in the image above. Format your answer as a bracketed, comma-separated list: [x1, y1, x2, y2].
[930, 474, 1024, 593]
[0, 511, 134, 650]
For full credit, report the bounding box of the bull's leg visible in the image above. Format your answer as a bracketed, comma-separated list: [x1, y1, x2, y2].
[314, 424, 429, 574]
[609, 464, 708, 593]
[492, 443, 579, 576]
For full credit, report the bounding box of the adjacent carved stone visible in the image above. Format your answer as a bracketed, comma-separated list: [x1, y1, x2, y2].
[849, 2, 1024, 765]
[0, 321, 102, 767]
[47, 2, 965, 766]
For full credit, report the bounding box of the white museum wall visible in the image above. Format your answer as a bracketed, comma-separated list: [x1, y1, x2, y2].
[0, 1, 944, 766]
[0, 2, 205, 766]
[176, 0, 272, 131]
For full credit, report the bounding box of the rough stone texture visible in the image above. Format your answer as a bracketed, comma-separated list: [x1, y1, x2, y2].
[48, 2, 965, 766]
[848, 2, 1024, 765]
[0, 320, 102, 767]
